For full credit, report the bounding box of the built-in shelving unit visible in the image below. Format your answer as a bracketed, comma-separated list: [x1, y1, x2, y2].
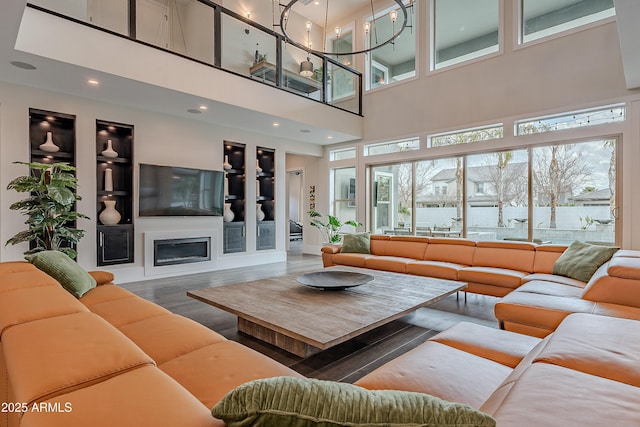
[96, 120, 134, 266]
[256, 147, 275, 250]
[29, 108, 77, 253]
[223, 142, 246, 254]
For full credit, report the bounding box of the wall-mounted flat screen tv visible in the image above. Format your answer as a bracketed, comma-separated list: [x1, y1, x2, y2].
[139, 163, 224, 217]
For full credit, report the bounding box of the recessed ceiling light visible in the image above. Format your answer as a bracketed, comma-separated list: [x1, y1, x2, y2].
[187, 109, 202, 114]
[88, 79, 100, 85]
[10, 61, 36, 70]
[300, 129, 311, 133]
[199, 105, 208, 110]
[327, 136, 333, 139]
[273, 122, 280, 127]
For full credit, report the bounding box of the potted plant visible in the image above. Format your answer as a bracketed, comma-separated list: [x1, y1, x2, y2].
[5, 161, 88, 259]
[308, 210, 361, 244]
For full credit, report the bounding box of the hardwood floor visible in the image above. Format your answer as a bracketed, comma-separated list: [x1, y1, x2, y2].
[121, 246, 499, 383]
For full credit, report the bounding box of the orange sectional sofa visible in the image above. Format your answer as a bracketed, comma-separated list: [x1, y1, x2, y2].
[322, 235, 640, 336]
[355, 313, 640, 426]
[0, 261, 301, 427]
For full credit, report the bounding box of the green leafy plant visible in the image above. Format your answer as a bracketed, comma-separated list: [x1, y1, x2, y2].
[308, 210, 361, 244]
[5, 161, 88, 259]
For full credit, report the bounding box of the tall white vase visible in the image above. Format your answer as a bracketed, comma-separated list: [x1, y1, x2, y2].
[99, 200, 121, 225]
[224, 174, 229, 196]
[256, 203, 265, 221]
[39, 131, 60, 152]
[104, 168, 113, 192]
[256, 158, 262, 173]
[223, 203, 234, 222]
[101, 139, 118, 158]
[223, 155, 232, 170]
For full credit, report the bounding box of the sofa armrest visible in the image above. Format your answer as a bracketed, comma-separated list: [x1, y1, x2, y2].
[89, 270, 115, 286]
[321, 245, 342, 254]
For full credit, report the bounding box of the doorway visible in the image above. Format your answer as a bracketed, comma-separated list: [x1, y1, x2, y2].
[286, 169, 304, 253]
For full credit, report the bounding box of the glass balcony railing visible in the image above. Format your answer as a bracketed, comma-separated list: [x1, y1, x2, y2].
[27, 0, 363, 116]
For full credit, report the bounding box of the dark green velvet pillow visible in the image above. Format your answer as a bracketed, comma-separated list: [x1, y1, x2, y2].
[25, 250, 96, 298]
[552, 241, 619, 283]
[212, 376, 496, 427]
[340, 232, 371, 254]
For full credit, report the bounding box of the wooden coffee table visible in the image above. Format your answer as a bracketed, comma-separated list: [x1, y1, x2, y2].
[187, 266, 466, 357]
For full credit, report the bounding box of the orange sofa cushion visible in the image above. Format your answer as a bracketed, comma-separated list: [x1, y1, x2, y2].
[159, 341, 303, 409]
[88, 294, 170, 327]
[3, 312, 154, 405]
[355, 341, 511, 409]
[0, 286, 88, 336]
[406, 260, 463, 281]
[472, 241, 535, 272]
[458, 267, 528, 289]
[20, 366, 220, 427]
[119, 314, 226, 365]
[532, 244, 567, 274]
[424, 238, 476, 265]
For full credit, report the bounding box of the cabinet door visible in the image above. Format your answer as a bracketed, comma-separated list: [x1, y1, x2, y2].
[257, 222, 275, 250]
[98, 226, 133, 266]
[223, 222, 245, 254]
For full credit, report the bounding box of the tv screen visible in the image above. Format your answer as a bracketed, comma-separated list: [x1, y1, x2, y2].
[139, 164, 224, 217]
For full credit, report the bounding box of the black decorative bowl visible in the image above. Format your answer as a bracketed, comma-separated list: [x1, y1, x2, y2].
[297, 270, 375, 290]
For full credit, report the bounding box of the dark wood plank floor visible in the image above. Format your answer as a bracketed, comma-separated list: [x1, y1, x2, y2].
[121, 244, 499, 383]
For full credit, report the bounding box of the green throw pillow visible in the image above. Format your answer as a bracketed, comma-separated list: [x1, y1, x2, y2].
[341, 232, 371, 254]
[25, 250, 96, 298]
[212, 376, 496, 427]
[552, 241, 619, 283]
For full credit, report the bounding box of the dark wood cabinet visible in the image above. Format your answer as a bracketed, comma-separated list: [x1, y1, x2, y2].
[223, 142, 246, 254]
[256, 147, 275, 250]
[96, 120, 134, 266]
[97, 225, 134, 265]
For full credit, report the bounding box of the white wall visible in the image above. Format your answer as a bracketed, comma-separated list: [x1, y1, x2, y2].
[0, 81, 323, 281]
[320, 3, 640, 249]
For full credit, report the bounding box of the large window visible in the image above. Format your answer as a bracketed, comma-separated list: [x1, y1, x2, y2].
[466, 150, 529, 241]
[432, 0, 500, 70]
[332, 167, 357, 226]
[520, 0, 615, 44]
[364, 138, 420, 156]
[367, 139, 618, 245]
[366, 2, 417, 90]
[532, 139, 616, 245]
[516, 104, 625, 135]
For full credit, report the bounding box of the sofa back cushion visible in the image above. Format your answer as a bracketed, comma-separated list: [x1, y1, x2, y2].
[384, 236, 429, 260]
[472, 241, 536, 272]
[424, 238, 476, 265]
[3, 312, 154, 405]
[370, 234, 391, 256]
[533, 244, 568, 274]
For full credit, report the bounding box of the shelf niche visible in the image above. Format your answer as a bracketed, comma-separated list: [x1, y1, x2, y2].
[257, 146, 275, 251]
[29, 108, 77, 254]
[96, 119, 134, 266]
[223, 141, 246, 254]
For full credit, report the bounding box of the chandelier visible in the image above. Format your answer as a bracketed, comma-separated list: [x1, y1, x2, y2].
[278, 0, 413, 57]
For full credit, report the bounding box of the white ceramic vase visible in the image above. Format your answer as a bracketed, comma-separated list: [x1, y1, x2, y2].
[101, 139, 118, 158]
[256, 203, 265, 221]
[99, 200, 121, 225]
[256, 158, 262, 174]
[223, 203, 234, 222]
[223, 155, 232, 170]
[104, 168, 113, 192]
[224, 174, 229, 196]
[39, 131, 60, 152]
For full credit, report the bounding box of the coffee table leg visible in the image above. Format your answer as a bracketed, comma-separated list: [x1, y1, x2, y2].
[237, 318, 321, 358]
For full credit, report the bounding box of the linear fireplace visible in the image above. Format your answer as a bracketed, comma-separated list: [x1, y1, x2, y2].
[144, 230, 217, 276]
[154, 237, 211, 267]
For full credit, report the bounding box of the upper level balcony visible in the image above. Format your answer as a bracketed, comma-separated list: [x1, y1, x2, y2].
[8, 1, 363, 144]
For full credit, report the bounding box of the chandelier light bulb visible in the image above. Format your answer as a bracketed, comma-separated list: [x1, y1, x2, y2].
[306, 21, 312, 31]
[364, 21, 370, 34]
[390, 10, 398, 23]
[335, 26, 341, 38]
